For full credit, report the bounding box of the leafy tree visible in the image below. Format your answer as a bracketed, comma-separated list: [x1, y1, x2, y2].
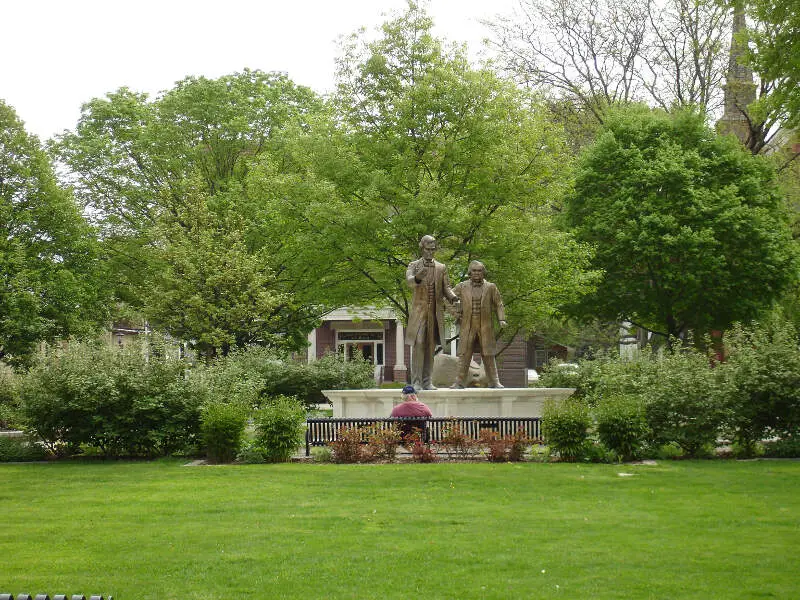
[53, 71, 325, 356]
[0, 100, 109, 365]
[145, 182, 301, 358]
[566, 104, 798, 343]
[55, 70, 321, 234]
[746, 0, 800, 132]
[249, 3, 598, 341]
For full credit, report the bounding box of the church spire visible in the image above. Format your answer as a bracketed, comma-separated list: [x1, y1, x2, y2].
[717, 0, 757, 145]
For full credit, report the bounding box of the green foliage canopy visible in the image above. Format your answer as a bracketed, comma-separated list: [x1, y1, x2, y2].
[566, 105, 798, 341]
[53, 71, 325, 356]
[249, 4, 597, 338]
[0, 100, 109, 365]
[747, 0, 800, 130]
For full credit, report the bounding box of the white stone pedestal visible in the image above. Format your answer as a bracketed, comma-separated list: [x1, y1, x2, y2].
[323, 388, 575, 418]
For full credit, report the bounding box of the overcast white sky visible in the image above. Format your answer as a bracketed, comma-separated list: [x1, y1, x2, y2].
[2, 0, 518, 141]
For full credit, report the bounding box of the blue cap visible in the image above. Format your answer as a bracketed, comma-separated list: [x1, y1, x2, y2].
[402, 385, 416, 395]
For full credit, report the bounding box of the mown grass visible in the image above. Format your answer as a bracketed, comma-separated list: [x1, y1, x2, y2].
[1, 460, 798, 599]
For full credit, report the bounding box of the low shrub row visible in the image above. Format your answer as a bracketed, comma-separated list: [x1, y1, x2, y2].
[539, 316, 800, 461]
[0, 341, 369, 461]
[3, 316, 798, 463]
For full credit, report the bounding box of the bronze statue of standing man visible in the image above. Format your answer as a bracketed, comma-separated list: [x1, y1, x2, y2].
[451, 260, 507, 388]
[405, 235, 458, 390]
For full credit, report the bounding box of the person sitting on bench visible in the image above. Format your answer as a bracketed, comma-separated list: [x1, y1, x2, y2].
[391, 385, 432, 442]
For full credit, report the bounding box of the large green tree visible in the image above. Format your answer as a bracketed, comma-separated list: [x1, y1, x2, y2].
[55, 69, 321, 234]
[247, 4, 597, 341]
[0, 100, 109, 364]
[53, 71, 324, 356]
[566, 105, 798, 343]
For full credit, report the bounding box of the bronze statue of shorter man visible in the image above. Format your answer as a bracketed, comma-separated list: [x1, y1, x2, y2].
[405, 235, 458, 390]
[451, 260, 507, 389]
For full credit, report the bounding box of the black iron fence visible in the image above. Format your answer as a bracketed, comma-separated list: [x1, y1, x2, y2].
[305, 416, 541, 456]
[0, 595, 110, 600]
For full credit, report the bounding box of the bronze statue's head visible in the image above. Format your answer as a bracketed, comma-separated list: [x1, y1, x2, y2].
[468, 260, 486, 283]
[419, 235, 437, 260]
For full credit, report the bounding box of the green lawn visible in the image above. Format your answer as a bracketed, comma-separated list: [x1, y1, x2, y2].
[1, 460, 798, 599]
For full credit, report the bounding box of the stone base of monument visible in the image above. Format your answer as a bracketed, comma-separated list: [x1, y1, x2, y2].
[323, 388, 576, 418]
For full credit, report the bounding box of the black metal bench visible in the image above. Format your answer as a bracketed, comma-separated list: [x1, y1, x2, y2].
[0, 594, 108, 600]
[305, 417, 541, 456]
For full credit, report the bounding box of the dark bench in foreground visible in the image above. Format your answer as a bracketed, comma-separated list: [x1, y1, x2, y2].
[0, 595, 108, 600]
[305, 417, 541, 456]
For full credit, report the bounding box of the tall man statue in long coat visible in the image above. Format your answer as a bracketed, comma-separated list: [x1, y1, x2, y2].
[405, 235, 458, 390]
[451, 260, 507, 389]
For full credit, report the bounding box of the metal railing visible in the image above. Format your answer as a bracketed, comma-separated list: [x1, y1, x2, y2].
[305, 416, 541, 456]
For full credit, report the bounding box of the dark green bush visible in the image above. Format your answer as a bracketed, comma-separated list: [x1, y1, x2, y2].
[253, 396, 306, 463]
[19, 342, 117, 456]
[200, 401, 249, 463]
[0, 435, 48, 462]
[719, 317, 800, 456]
[542, 399, 591, 461]
[206, 348, 374, 408]
[19, 339, 203, 457]
[595, 394, 649, 461]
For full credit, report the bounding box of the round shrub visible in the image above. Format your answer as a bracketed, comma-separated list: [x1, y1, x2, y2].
[201, 401, 249, 463]
[329, 426, 366, 463]
[253, 396, 306, 463]
[19, 342, 117, 456]
[365, 425, 402, 462]
[542, 399, 591, 461]
[595, 394, 649, 461]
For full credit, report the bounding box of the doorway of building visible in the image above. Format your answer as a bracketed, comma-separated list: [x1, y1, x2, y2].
[336, 331, 384, 367]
